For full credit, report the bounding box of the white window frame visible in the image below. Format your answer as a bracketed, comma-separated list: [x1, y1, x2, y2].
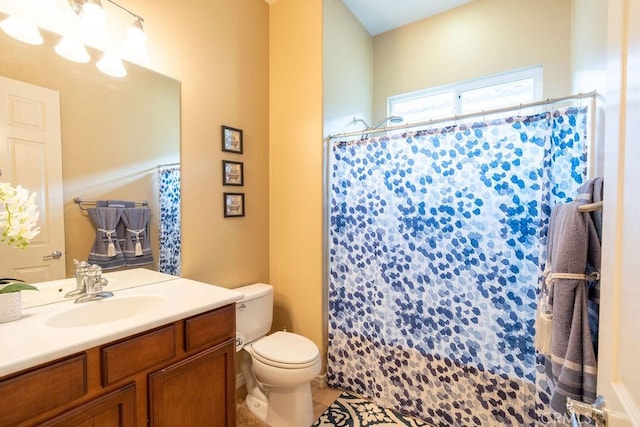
[388, 66, 543, 123]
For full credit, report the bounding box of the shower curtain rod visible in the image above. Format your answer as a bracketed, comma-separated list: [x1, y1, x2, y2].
[158, 161, 180, 168]
[328, 91, 598, 140]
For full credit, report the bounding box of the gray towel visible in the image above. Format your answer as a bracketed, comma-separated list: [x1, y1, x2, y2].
[120, 207, 154, 266]
[575, 177, 604, 242]
[575, 177, 603, 358]
[87, 207, 126, 270]
[97, 200, 136, 247]
[544, 182, 601, 413]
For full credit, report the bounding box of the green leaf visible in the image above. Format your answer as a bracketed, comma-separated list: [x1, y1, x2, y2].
[0, 283, 38, 293]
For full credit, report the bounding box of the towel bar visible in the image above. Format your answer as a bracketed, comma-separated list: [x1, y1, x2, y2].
[73, 198, 149, 211]
[578, 201, 603, 212]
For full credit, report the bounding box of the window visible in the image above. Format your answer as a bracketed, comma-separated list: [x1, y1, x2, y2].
[388, 66, 543, 124]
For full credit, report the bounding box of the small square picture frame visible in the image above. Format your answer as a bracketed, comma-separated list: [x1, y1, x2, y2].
[222, 125, 243, 154]
[223, 192, 245, 217]
[222, 160, 244, 186]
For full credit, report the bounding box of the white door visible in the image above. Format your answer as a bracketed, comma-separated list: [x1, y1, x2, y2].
[597, 0, 640, 425]
[0, 76, 65, 282]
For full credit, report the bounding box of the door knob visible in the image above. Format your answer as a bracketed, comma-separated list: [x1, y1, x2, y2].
[42, 250, 63, 260]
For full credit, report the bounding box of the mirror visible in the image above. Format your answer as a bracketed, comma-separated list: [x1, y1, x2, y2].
[0, 22, 180, 292]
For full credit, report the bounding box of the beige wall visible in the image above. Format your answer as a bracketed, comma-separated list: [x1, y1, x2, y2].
[571, 0, 608, 95]
[323, 0, 374, 137]
[571, 0, 608, 177]
[138, 0, 271, 287]
[372, 0, 573, 120]
[269, 0, 325, 355]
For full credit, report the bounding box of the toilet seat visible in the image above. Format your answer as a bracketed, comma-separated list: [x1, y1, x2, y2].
[250, 331, 320, 369]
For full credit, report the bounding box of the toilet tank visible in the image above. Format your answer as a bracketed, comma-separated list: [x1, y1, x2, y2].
[235, 283, 273, 344]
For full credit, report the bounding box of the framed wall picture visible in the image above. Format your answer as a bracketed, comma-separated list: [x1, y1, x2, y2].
[224, 193, 245, 217]
[222, 160, 244, 186]
[222, 125, 243, 154]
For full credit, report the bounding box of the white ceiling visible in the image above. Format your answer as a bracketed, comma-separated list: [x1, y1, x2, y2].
[341, 0, 474, 36]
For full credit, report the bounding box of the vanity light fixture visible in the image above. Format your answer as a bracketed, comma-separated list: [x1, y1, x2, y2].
[0, 15, 43, 45]
[55, 35, 91, 63]
[0, 0, 149, 78]
[122, 17, 149, 64]
[96, 50, 126, 77]
[74, 0, 109, 47]
[79, 0, 107, 22]
[67, 0, 150, 74]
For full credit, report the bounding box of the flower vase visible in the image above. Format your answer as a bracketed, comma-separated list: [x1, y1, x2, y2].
[0, 292, 22, 323]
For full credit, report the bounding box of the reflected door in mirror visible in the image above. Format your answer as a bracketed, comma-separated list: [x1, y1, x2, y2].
[0, 76, 66, 282]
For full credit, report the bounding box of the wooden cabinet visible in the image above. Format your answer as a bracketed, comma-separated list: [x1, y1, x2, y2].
[0, 304, 236, 427]
[102, 324, 177, 386]
[40, 383, 136, 427]
[149, 342, 235, 427]
[0, 354, 87, 426]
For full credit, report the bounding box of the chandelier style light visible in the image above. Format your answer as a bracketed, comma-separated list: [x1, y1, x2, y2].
[0, 0, 149, 78]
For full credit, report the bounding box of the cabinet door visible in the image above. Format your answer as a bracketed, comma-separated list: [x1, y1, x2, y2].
[0, 354, 86, 426]
[149, 341, 235, 427]
[39, 383, 136, 427]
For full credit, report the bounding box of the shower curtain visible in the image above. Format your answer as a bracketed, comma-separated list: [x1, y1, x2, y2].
[158, 165, 181, 276]
[327, 107, 589, 426]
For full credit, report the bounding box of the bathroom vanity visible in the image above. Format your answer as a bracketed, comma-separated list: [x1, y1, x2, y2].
[0, 270, 243, 426]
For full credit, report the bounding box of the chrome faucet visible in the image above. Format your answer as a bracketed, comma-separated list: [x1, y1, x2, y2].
[66, 259, 90, 298]
[74, 264, 114, 303]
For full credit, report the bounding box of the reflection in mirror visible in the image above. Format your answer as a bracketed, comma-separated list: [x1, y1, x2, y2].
[21, 268, 178, 309]
[0, 21, 180, 294]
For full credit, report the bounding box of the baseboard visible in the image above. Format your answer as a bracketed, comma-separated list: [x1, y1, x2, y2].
[312, 372, 327, 389]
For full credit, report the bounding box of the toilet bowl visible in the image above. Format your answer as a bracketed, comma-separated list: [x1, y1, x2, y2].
[235, 284, 321, 427]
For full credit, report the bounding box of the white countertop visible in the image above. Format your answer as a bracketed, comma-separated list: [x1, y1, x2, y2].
[0, 273, 243, 378]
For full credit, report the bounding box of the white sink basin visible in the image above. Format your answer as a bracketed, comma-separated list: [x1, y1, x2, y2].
[46, 295, 167, 328]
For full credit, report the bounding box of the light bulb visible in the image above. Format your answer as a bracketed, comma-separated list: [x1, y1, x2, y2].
[55, 36, 90, 63]
[77, 0, 109, 46]
[122, 18, 149, 63]
[82, 0, 106, 24]
[96, 52, 127, 78]
[0, 16, 43, 45]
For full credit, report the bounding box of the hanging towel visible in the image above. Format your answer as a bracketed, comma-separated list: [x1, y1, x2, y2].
[575, 177, 604, 358]
[576, 178, 604, 242]
[97, 200, 136, 249]
[121, 207, 154, 266]
[542, 178, 602, 414]
[87, 207, 126, 270]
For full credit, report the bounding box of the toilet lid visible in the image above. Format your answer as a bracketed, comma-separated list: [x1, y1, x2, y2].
[251, 331, 319, 365]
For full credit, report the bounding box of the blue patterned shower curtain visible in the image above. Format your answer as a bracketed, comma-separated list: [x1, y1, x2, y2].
[158, 166, 181, 276]
[327, 107, 589, 426]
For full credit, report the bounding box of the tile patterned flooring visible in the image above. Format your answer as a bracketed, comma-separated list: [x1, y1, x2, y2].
[236, 385, 343, 426]
[311, 386, 344, 420]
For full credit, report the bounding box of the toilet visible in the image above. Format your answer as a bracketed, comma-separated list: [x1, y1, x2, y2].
[235, 283, 321, 427]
